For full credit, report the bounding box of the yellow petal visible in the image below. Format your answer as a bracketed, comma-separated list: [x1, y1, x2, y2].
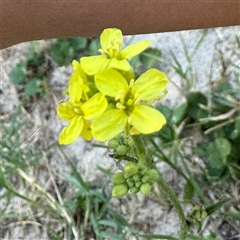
[100, 28, 123, 53]
[95, 69, 129, 97]
[129, 105, 166, 134]
[80, 120, 92, 141]
[68, 72, 84, 102]
[59, 116, 84, 145]
[108, 58, 131, 72]
[72, 60, 87, 79]
[81, 55, 110, 75]
[132, 69, 168, 101]
[120, 40, 152, 59]
[57, 101, 74, 120]
[92, 109, 128, 141]
[81, 92, 108, 120]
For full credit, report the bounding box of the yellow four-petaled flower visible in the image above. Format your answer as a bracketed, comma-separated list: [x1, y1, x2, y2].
[57, 28, 169, 144]
[91, 68, 168, 141]
[81, 28, 152, 75]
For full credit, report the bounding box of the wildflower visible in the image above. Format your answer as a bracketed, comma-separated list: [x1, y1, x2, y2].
[81, 28, 152, 75]
[91, 68, 168, 141]
[57, 89, 107, 144]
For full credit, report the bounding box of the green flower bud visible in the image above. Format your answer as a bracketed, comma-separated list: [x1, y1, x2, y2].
[124, 162, 138, 179]
[141, 175, 151, 183]
[112, 183, 129, 198]
[142, 169, 159, 183]
[146, 169, 159, 180]
[133, 173, 142, 181]
[127, 179, 135, 188]
[127, 138, 134, 148]
[135, 181, 142, 188]
[108, 139, 119, 149]
[112, 173, 126, 184]
[201, 211, 208, 220]
[116, 145, 128, 155]
[195, 211, 201, 221]
[130, 186, 139, 194]
[140, 183, 152, 195]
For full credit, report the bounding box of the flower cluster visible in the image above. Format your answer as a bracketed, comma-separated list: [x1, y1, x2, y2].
[112, 162, 159, 197]
[57, 28, 169, 144]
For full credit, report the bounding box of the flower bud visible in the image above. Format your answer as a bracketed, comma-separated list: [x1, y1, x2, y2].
[112, 173, 126, 184]
[116, 145, 128, 155]
[140, 183, 152, 195]
[133, 173, 142, 181]
[127, 138, 134, 148]
[127, 179, 135, 188]
[142, 169, 159, 183]
[146, 169, 159, 180]
[124, 162, 138, 179]
[130, 186, 139, 194]
[135, 181, 142, 188]
[108, 139, 119, 149]
[112, 183, 129, 198]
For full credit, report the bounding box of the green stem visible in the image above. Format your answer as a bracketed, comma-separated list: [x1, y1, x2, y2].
[132, 135, 188, 240]
[156, 175, 188, 240]
[131, 135, 154, 168]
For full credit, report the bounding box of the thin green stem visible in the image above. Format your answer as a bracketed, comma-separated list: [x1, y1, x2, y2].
[131, 135, 154, 168]
[132, 135, 188, 239]
[156, 175, 188, 240]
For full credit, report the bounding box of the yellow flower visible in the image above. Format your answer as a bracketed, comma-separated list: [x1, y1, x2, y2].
[81, 28, 151, 75]
[91, 68, 168, 141]
[57, 92, 108, 144]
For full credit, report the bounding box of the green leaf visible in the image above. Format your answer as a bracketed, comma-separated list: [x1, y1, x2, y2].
[156, 104, 173, 122]
[24, 78, 42, 96]
[205, 198, 230, 216]
[98, 219, 118, 228]
[194, 142, 209, 158]
[28, 53, 45, 67]
[158, 125, 176, 143]
[208, 138, 231, 169]
[184, 180, 194, 201]
[100, 231, 123, 240]
[8, 62, 27, 84]
[129, 55, 139, 68]
[69, 37, 87, 51]
[139, 47, 162, 68]
[220, 211, 240, 221]
[90, 212, 100, 236]
[139, 233, 178, 239]
[50, 39, 74, 66]
[207, 165, 228, 181]
[186, 92, 208, 119]
[172, 103, 187, 125]
[26, 41, 45, 67]
[87, 38, 101, 55]
[63, 173, 88, 195]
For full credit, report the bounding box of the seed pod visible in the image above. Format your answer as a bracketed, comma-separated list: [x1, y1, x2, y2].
[112, 173, 126, 184]
[112, 183, 129, 198]
[140, 183, 152, 195]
